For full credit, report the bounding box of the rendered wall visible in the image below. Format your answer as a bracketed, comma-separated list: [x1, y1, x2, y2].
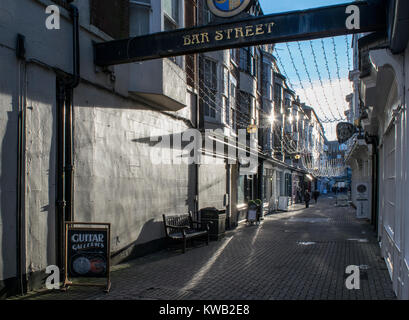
[24, 64, 56, 278]
[0, 0, 197, 289]
[73, 82, 196, 255]
[199, 155, 227, 210]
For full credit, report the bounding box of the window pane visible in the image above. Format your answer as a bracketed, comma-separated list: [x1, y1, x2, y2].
[163, 0, 179, 23]
[223, 68, 229, 96]
[238, 176, 245, 204]
[223, 97, 229, 125]
[130, 4, 150, 36]
[200, 56, 217, 119]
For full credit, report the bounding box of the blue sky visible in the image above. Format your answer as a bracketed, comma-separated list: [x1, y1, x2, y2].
[258, 0, 354, 140]
[258, 0, 352, 13]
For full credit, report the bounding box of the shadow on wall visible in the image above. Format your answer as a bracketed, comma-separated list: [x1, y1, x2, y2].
[1, 112, 18, 298]
[110, 218, 167, 265]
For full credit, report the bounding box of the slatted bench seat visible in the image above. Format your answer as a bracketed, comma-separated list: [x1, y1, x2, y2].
[162, 212, 210, 253]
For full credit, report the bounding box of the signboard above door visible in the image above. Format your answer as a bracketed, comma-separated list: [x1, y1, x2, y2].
[336, 122, 358, 144]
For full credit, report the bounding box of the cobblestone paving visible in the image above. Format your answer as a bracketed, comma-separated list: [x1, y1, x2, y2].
[10, 197, 396, 300]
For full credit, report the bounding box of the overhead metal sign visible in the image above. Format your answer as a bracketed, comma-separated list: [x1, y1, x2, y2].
[336, 122, 358, 144]
[94, 1, 387, 66]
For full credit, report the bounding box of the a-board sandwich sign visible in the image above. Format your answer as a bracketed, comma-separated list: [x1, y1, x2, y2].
[64, 222, 111, 292]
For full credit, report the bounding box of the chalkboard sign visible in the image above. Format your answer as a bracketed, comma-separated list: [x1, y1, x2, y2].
[64, 222, 111, 292]
[67, 228, 108, 278]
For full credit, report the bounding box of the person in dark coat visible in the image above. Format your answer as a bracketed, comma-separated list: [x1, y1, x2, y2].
[312, 190, 320, 203]
[296, 187, 302, 203]
[304, 191, 311, 208]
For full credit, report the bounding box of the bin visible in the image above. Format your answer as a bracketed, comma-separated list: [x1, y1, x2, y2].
[200, 208, 226, 241]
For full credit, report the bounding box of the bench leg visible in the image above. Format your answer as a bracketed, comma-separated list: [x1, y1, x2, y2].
[183, 238, 186, 254]
[207, 233, 209, 246]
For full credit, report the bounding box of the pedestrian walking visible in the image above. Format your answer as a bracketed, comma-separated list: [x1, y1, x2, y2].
[296, 187, 302, 203]
[312, 190, 320, 203]
[304, 190, 311, 208]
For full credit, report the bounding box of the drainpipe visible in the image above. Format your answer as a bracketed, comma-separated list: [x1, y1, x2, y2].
[65, 4, 80, 223]
[56, 80, 66, 269]
[195, 91, 200, 219]
[16, 34, 27, 295]
[195, 1, 200, 220]
[365, 134, 379, 235]
[56, 3, 80, 268]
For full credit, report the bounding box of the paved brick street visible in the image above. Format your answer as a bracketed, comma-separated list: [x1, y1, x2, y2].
[11, 197, 396, 300]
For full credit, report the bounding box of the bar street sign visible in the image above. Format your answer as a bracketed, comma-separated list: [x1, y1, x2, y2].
[64, 222, 111, 292]
[94, 1, 387, 66]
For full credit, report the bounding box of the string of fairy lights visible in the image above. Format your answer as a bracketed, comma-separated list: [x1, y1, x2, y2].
[273, 36, 353, 177]
[163, 35, 352, 178]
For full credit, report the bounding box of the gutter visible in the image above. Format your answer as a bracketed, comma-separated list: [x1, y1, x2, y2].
[16, 34, 27, 295]
[365, 134, 379, 234]
[64, 4, 80, 223]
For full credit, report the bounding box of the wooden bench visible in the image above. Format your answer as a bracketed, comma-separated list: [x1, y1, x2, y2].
[162, 212, 210, 253]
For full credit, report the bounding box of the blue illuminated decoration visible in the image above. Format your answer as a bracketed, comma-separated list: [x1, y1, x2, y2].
[207, 0, 252, 18]
[214, 0, 244, 12]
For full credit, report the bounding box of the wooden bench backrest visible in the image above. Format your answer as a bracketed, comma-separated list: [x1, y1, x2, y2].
[163, 213, 192, 237]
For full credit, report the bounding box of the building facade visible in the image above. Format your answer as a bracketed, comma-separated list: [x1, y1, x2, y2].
[0, 0, 328, 297]
[344, 1, 409, 299]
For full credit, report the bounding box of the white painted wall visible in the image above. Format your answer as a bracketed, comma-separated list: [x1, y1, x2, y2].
[0, 0, 195, 287]
[369, 44, 409, 299]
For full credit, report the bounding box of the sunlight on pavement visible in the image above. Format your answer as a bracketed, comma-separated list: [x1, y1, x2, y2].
[251, 225, 263, 246]
[181, 237, 234, 292]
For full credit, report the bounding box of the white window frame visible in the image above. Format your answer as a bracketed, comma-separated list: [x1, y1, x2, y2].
[230, 75, 237, 131]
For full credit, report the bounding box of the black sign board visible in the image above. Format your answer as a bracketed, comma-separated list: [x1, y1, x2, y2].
[336, 122, 357, 144]
[94, 1, 387, 66]
[67, 228, 108, 278]
[64, 222, 111, 292]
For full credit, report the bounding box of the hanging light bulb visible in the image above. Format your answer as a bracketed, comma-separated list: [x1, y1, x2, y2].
[270, 112, 275, 123]
[289, 115, 293, 123]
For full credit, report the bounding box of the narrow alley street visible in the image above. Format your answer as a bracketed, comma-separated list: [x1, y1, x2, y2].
[12, 197, 395, 301]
